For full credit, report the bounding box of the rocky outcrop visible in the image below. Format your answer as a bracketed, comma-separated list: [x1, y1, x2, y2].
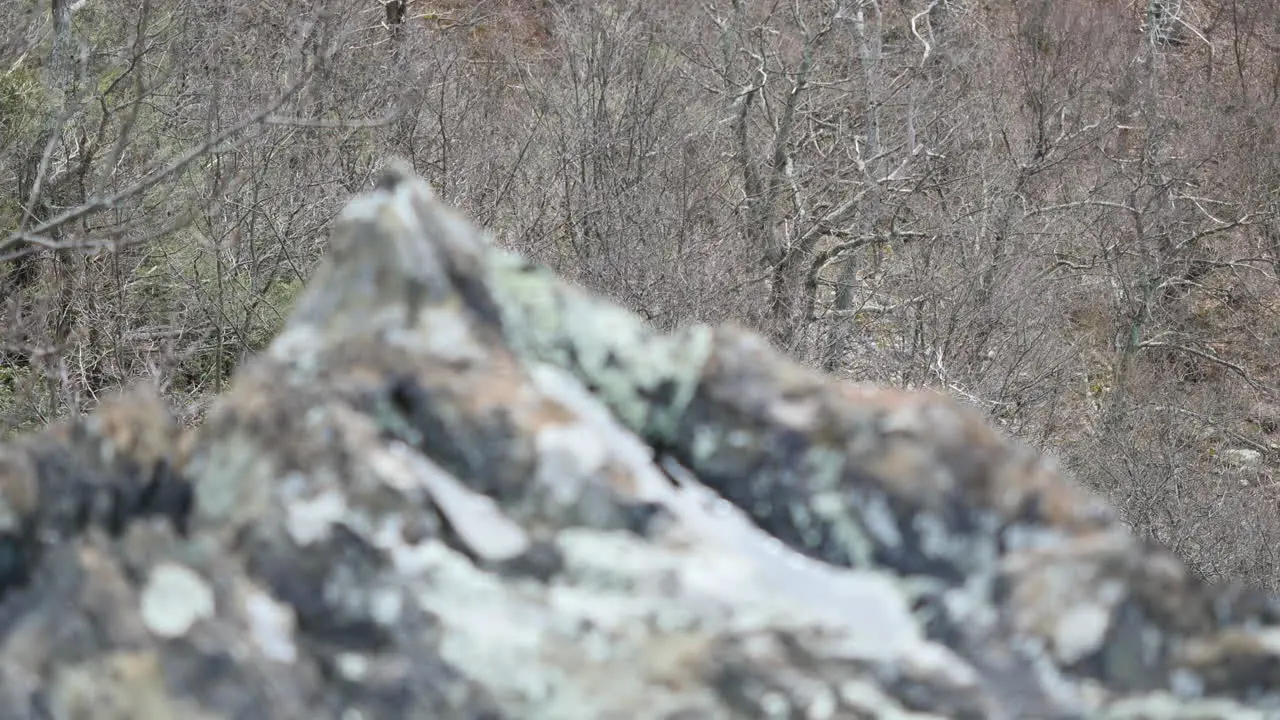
[0, 162, 1278, 719]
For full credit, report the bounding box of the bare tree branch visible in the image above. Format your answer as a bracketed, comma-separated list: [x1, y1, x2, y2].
[3, 74, 314, 252]
[1138, 339, 1274, 395]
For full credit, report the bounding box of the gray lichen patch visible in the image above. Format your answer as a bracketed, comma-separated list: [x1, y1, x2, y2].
[140, 562, 216, 639]
[485, 250, 714, 441]
[188, 432, 277, 531]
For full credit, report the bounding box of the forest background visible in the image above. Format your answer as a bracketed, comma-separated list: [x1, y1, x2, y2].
[4, 0, 1280, 590]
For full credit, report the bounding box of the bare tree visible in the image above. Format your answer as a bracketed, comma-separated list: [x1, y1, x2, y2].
[6, 0, 1280, 589]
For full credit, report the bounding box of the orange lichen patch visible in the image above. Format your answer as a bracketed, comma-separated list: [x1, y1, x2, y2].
[631, 632, 718, 692]
[449, 358, 532, 413]
[49, 650, 221, 720]
[77, 544, 153, 646]
[70, 386, 180, 471]
[598, 461, 640, 499]
[857, 438, 951, 498]
[0, 444, 38, 522]
[990, 458, 1110, 529]
[1176, 623, 1280, 677]
[525, 396, 580, 427]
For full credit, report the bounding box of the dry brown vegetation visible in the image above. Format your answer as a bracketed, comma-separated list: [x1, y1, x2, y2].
[4, 0, 1280, 589]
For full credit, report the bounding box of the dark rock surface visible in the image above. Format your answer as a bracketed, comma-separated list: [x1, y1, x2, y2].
[1, 161, 1278, 718]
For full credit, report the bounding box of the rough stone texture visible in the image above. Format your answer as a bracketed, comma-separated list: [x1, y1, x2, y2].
[1, 161, 1280, 718]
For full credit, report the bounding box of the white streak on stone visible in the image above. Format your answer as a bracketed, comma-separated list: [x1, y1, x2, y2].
[373, 441, 531, 562]
[530, 362, 972, 680]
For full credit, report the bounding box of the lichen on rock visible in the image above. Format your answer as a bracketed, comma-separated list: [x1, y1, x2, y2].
[0, 160, 1278, 718]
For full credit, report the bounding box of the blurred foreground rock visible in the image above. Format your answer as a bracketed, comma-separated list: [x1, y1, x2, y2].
[1, 163, 1279, 719]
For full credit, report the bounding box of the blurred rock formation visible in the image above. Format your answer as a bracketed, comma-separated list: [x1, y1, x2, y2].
[0, 162, 1277, 719]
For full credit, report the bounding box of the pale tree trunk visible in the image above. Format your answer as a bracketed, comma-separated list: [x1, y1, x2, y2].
[710, 1, 833, 350]
[823, 0, 887, 372]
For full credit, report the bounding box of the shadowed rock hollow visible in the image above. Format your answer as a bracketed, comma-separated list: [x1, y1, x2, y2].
[0, 162, 1279, 719]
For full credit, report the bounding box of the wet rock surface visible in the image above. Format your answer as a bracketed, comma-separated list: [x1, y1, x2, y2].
[1, 162, 1279, 718]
